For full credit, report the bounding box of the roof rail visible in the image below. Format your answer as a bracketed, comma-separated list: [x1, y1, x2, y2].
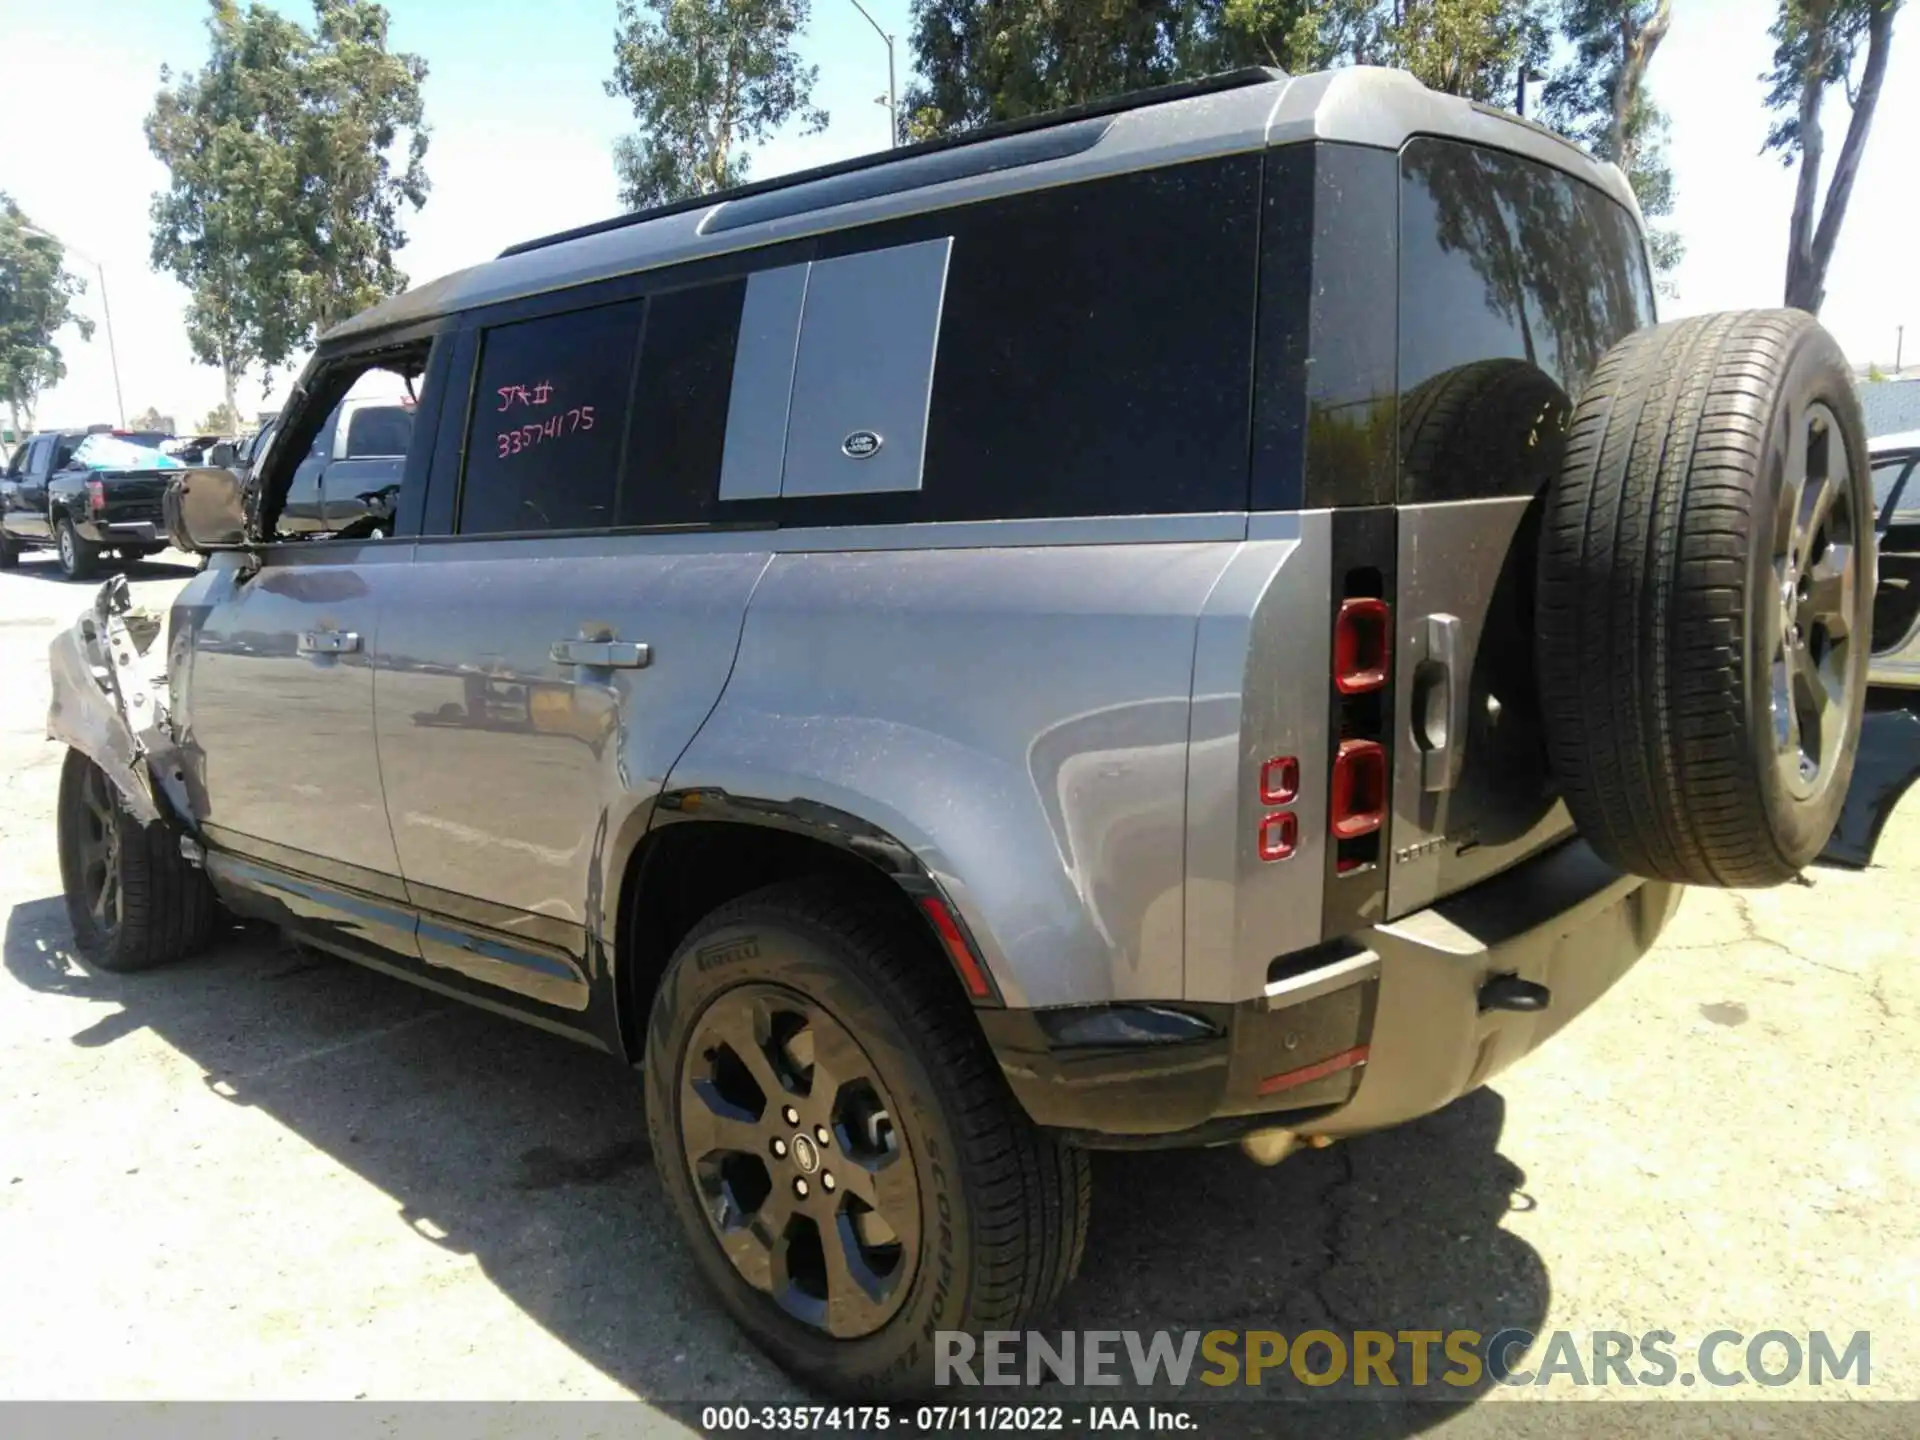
[498, 67, 1285, 261]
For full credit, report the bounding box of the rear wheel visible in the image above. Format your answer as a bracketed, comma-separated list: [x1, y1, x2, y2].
[644, 881, 1089, 1399]
[56, 749, 219, 971]
[56, 517, 99, 581]
[1536, 309, 1873, 885]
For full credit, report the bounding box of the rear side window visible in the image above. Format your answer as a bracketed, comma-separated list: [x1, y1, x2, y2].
[751, 156, 1260, 523]
[1398, 138, 1655, 504]
[459, 300, 643, 533]
[920, 156, 1259, 520]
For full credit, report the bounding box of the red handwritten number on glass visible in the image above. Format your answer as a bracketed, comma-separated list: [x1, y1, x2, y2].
[497, 380, 555, 413]
[493, 402, 592, 459]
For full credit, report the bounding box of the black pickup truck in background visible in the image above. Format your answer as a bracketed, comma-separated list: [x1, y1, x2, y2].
[1, 430, 181, 579]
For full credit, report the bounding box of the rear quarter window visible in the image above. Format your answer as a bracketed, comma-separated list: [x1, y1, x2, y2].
[770, 155, 1262, 525]
[920, 156, 1261, 521]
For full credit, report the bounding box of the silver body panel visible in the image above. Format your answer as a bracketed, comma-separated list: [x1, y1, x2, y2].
[371, 535, 774, 1006]
[1388, 498, 1573, 916]
[112, 64, 1664, 1054]
[1183, 514, 1332, 1002]
[668, 535, 1246, 1007]
[171, 545, 410, 887]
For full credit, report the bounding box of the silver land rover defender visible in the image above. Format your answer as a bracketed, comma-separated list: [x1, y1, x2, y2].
[49, 66, 1873, 1397]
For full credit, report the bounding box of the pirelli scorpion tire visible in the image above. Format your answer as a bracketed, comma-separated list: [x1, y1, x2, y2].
[643, 880, 1090, 1399]
[1537, 309, 1874, 887]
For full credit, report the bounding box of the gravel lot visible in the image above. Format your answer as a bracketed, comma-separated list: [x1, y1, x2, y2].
[2, 548, 1916, 1433]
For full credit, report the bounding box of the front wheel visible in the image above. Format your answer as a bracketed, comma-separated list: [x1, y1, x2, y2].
[56, 749, 220, 971]
[644, 882, 1089, 1399]
[0, 532, 17, 569]
[56, 517, 99, 581]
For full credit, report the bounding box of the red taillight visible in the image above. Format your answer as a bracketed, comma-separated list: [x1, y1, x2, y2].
[1257, 811, 1297, 862]
[1330, 739, 1386, 841]
[86, 479, 106, 514]
[1334, 597, 1390, 694]
[1259, 755, 1299, 806]
[919, 896, 993, 1001]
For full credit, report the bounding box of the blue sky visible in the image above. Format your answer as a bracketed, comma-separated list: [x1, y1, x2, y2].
[3, 0, 1915, 429]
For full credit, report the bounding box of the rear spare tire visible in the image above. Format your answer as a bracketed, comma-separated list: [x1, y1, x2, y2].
[1537, 309, 1872, 886]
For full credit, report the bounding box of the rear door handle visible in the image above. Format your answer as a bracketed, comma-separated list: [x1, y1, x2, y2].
[551, 639, 651, 669]
[298, 630, 362, 655]
[1410, 613, 1468, 792]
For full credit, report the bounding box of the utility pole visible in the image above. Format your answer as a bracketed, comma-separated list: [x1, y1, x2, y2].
[847, 0, 897, 147]
[1898, 325, 1905, 376]
[22, 225, 124, 428]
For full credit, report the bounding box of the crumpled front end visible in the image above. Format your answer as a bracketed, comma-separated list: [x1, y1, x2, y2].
[45, 577, 171, 826]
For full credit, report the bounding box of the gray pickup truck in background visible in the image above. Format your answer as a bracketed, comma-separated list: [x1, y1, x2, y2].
[1, 429, 179, 578]
[275, 394, 414, 538]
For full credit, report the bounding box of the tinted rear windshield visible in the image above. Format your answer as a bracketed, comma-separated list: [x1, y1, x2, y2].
[1398, 138, 1655, 505]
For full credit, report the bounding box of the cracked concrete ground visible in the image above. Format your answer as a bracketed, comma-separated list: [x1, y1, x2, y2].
[2, 551, 1917, 1434]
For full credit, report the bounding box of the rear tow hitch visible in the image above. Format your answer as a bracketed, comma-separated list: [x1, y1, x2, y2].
[1478, 974, 1551, 1014]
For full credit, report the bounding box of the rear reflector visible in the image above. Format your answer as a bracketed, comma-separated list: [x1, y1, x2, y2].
[1330, 739, 1386, 839]
[918, 896, 993, 1000]
[1257, 1043, 1370, 1095]
[1334, 597, 1390, 694]
[1259, 755, 1299, 805]
[1257, 812, 1297, 862]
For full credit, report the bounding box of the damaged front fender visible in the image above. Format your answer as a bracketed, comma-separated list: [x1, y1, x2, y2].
[46, 575, 171, 826]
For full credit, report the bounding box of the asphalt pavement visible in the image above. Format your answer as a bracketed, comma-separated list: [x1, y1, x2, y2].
[1, 547, 1914, 1434]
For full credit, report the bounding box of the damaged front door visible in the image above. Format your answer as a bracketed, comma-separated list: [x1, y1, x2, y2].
[172, 546, 419, 960]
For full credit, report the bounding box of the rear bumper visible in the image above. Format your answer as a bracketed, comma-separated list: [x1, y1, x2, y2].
[983, 838, 1680, 1148]
[75, 519, 162, 546]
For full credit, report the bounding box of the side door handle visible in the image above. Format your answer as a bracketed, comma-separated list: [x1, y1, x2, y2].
[298, 630, 362, 656]
[551, 639, 651, 669]
[1409, 613, 1468, 793]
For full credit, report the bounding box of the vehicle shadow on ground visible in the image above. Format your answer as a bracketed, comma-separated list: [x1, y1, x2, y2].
[4, 897, 1547, 1430]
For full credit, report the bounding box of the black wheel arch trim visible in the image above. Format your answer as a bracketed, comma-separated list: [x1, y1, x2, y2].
[604, 787, 1004, 1057]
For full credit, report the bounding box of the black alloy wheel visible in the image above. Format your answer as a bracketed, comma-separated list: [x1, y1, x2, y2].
[644, 882, 1090, 1398]
[678, 982, 922, 1339]
[70, 758, 124, 940]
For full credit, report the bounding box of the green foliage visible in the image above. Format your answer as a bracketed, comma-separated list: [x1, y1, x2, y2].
[606, 0, 828, 209]
[1375, 0, 1548, 102]
[906, 0, 1551, 136]
[147, 0, 431, 389]
[1542, 1, 1683, 284]
[129, 406, 170, 431]
[1761, 0, 1899, 310]
[198, 401, 244, 434]
[1867, 362, 1888, 382]
[906, 0, 1226, 134]
[1761, 0, 1895, 160]
[0, 194, 94, 433]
